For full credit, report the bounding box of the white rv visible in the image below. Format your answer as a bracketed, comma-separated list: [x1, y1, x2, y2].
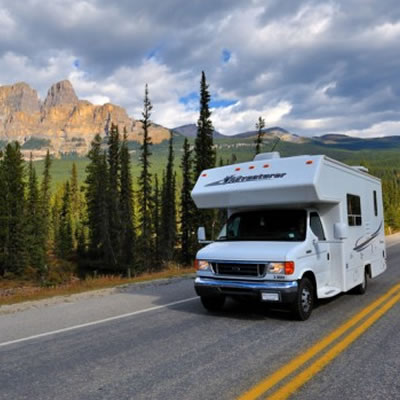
[191, 153, 386, 320]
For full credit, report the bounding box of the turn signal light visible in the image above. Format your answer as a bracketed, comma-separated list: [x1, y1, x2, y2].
[284, 261, 295, 275]
[194, 259, 199, 270]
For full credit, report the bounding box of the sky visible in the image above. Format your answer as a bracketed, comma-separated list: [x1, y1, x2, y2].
[0, 0, 399, 138]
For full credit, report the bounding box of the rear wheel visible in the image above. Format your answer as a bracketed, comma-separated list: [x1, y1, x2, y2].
[353, 269, 368, 295]
[292, 277, 314, 321]
[200, 295, 226, 312]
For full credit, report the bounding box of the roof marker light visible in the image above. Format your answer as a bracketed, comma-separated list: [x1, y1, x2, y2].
[263, 164, 270, 168]
[235, 167, 241, 171]
[306, 160, 313, 165]
[202, 173, 207, 177]
[249, 165, 255, 169]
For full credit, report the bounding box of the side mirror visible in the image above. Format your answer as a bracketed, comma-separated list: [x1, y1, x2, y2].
[197, 226, 206, 242]
[334, 223, 348, 240]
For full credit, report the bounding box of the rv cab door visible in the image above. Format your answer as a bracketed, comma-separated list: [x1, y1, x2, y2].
[309, 212, 331, 288]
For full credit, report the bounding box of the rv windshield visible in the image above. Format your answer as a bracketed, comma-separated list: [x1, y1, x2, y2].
[218, 210, 306, 241]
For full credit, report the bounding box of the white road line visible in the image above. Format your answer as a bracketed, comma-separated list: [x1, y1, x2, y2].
[0, 296, 199, 348]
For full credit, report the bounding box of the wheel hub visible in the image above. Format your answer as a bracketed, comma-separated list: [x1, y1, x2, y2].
[301, 287, 312, 312]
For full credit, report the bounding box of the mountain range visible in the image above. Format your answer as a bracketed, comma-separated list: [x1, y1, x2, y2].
[0, 80, 170, 159]
[0, 80, 399, 160]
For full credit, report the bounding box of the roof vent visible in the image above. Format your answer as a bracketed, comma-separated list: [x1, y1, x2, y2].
[254, 152, 280, 161]
[351, 166, 369, 173]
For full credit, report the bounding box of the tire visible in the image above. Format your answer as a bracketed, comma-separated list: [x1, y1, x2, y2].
[353, 269, 368, 295]
[292, 277, 314, 321]
[200, 295, 226, 312]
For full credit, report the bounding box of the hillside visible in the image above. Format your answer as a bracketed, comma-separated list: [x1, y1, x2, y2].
[33, 131, 400, 191]
[173, 124, 400, 152]
[172, 124, 225, 138]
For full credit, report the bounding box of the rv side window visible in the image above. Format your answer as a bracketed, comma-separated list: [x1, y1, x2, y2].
[347, 194, 362, 226]
[373, 191, 378, 216]
[310, 212, 326, 240]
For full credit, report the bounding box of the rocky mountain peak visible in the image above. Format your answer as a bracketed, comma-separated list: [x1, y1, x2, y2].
[43, 80, 78, 109]
[0, 82, 40, 114]
[0, 79, 171, 159]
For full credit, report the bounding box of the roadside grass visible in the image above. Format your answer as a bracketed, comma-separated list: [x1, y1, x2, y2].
[0, 265, 194, 306]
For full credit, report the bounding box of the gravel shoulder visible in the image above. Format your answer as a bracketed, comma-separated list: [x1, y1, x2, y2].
[0, 275, 195, 316]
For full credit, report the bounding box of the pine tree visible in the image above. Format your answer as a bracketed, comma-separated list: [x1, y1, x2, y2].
[70, 162, 80, 219]
[40, 150, 52, 249]
[56, 181, 74, 259]
[180, 138, 197, 265]
[85, 134, 103, 257]
[153, 174, 162, 265]
[193, 71, 216, 237]
[137, 84, 154, 270]
[160, 131, 177, 262]
[98, 152, 114, 267]
[69, 162, 85, 252]
[50, 188, 62, 252]
[26, 155, 46, 272]
[76, 224, 87, 258]
[107, 123, 122, 270]
[194, 71, 215, 179]
[0, 143, 27, 276]
[382, 170, 400, 232]
[254, 116, 266, 155]
[120, 131, 136, 270]
[85, 135, 114, 267]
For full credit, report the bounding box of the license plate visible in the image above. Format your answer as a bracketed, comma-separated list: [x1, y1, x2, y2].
[261, 292, 279, 301]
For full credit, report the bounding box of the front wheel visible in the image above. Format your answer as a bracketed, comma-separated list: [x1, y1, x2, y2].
[200, 295, 226, 312]
[292, 277, 314, 321]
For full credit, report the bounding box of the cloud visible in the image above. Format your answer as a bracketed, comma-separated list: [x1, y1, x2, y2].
[342, 121, 400, 138]
[0, 0, 399, 137]
[212, 100, 292, 134]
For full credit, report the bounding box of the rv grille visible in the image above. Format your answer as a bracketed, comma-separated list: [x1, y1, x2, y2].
[212, 263, 266, 277]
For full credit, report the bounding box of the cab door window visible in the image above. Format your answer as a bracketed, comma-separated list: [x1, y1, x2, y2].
[310, 212, 326, 241]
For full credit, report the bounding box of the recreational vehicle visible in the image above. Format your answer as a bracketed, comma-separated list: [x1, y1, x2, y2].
[191, 153, 386, 320]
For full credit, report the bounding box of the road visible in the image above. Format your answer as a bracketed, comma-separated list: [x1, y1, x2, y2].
[1, 236, 400, 400]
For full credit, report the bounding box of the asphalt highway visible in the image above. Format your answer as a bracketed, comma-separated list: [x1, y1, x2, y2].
[1, 236, 400, 400]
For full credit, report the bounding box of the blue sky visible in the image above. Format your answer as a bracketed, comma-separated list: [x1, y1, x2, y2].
[179, 92, 237, 109]
[0, 0, 399, 137]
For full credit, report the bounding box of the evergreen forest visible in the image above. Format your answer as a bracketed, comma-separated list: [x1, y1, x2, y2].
[1, 72, 400, 285]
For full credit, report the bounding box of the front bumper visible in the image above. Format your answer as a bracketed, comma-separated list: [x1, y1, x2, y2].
[194, 277, 298, 304]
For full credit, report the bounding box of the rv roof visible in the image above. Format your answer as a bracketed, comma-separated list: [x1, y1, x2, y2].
[191, 154, 379, 209]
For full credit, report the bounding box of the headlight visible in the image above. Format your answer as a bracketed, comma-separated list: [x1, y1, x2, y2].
[267, 261, 295, 275]
[194, 260, 212, 271]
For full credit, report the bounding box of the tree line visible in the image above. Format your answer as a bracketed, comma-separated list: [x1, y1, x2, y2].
[0, 72, 215, 281]
[1, 72, 400, 282]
